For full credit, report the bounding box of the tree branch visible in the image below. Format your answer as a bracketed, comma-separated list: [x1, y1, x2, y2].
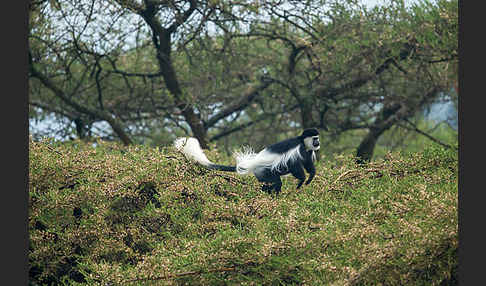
[168, 0, 197, 33]
[399, 119, 457, 150]
[210, 105, 299, 141]
[29, 51, 133, 145]
[205, 80, 272, 129]
[94, 60, 104, 110]
[316, 40, 416, 100]
[29, 101, 77, 121]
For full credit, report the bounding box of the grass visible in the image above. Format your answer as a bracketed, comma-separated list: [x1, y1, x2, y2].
[28, 138, 458, 285]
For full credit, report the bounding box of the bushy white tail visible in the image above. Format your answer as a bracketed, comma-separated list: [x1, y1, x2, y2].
[174, 137, 212, 166]
[233, 146, 259, 174]
[174, 137, 302, 176]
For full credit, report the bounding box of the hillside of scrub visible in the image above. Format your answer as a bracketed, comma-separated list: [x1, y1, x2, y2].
[28, 138, 458, 285]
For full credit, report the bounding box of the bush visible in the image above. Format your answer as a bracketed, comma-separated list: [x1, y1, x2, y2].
[29, 138, 457, 285]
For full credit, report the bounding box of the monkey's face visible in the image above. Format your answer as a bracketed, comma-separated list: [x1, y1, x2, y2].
[304, 135, 320, 151]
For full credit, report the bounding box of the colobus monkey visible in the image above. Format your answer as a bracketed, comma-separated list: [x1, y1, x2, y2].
[174, 128, 320, 194]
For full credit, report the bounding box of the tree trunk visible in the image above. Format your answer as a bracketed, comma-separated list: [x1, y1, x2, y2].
[355, 103, 403, 164]
[181, 108, 209, 148]
[300, 99, 315, 129]
[355, 86, 440, 163]
[140, 2, 210, 148]
[356, 127, 385, 164]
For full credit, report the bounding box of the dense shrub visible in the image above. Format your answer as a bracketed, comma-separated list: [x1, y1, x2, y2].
[29, 139, 457, 285]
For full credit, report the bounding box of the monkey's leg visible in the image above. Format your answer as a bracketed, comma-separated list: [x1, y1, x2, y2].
[303, 159, 316, 185]
[290, 164, 306, 189]
[270, 175, 283, 195]
[260, 175, 282, 195]
[261, 183, 273, 192]
[255, 168, 282, 195]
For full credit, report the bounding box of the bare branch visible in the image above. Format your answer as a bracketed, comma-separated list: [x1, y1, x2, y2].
[29, 50, 133, 145]
[205, 80, 272, 129]
[399, 119, 457, 150]
[168, 0, 197, 33]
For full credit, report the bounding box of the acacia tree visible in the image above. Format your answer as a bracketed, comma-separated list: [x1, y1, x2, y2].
[28, 0, 145, 144]
[29, 0, 457, 161]
[224, 0, 458, 161]
[28, 0, 275, 147]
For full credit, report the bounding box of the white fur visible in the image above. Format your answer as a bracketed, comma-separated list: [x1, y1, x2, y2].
[174, 137, 212, 166]
[234, 148, 278, 175]
[304, 136, 320, 151]
[175, 137, 305, 176]
[234, 146, 260, 174]
[234, 145, 302, 175]
[270, 145, 302, 172]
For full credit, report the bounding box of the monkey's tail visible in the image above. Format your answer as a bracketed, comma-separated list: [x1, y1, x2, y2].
[174, 137, 236, 172]
[233, 146, 259, 175]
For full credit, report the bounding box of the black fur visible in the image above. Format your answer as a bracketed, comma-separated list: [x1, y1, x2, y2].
[206, 164, 236, 172]
[245, 128, 320, 195]
[255, 142, 317, 195]
[176, 128, 320, 195]
[265, 137, 301, 154]
[300, 128, 319, 138]
[225, 128, 318, 194]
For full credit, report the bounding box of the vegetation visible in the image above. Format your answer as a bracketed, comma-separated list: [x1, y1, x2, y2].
[29, 137, 457, 285]
[28, 0, 458, 162]
[28, 0, 458, 284]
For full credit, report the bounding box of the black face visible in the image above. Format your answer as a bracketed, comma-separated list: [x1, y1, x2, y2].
[312, 137, 320, 148]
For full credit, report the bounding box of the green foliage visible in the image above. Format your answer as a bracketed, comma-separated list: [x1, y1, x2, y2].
[374, 118, 458, 159]
[29, 0, 458, 163]
[29, 138, 457, 285]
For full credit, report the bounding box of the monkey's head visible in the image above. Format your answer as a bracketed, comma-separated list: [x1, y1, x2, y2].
[301, 128, 320, 151]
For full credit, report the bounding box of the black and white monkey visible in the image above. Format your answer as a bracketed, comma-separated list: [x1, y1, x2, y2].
[174, 128, 320, 194]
